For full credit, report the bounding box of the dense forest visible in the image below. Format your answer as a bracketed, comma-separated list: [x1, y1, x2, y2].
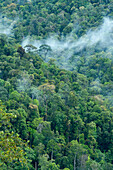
[0, 0, 113, 169]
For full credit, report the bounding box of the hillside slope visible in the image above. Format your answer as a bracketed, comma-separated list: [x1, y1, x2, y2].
[0, 0, 113, 169]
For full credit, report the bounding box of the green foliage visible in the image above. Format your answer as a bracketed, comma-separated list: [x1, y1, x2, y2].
[0, 0, 113, 169]
[0, 103, 33, 169]
[39, 154, 60, 170]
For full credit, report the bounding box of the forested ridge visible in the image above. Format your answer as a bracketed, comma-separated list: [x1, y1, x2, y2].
[0, 0, 113, 169]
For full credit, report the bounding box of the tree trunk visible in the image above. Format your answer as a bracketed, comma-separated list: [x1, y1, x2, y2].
[35, 162, 37, 170]
[51, 149, 53, 160]
[44, 95, 47, 120]
[74, 154, 76, 170]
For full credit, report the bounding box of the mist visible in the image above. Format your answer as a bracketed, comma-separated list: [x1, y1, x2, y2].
[0, 16, 16, 35]
[17, 72, 32, 92]
[21, 17, 113, 106]
[21, 17, 113, 70]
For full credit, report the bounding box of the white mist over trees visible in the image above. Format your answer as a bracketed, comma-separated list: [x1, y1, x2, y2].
[21, 17, 113, 104]
[1, 1, 113, 169]
[0, 16, 17, 35]
[22, 17, 113, 70]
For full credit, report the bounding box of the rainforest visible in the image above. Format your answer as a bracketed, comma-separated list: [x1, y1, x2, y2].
[0, 0, 113, 169]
